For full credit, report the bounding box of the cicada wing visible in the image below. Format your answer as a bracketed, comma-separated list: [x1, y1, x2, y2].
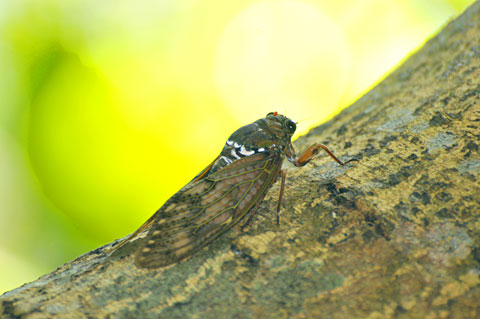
[135, 151, 283, 268]
[109, 155, 221, 257]
[189, 155, 220, 183]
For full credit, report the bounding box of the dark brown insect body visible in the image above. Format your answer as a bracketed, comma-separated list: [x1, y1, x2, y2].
[112, 112, 355, 268]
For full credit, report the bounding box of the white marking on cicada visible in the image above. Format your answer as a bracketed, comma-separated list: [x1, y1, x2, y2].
[233, 142, 241, 148]
[240, 145, 255, 156]
[220, 156, 233, 164]
[226, 140, 233, 146]
[231, 149, 241, 159]
[258, 147, 265, 152]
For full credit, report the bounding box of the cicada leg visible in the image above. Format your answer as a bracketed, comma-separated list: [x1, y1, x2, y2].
[242, 169, 287, 228]
[292, 143, 357, 167]
[276, 169, 286, 225]
[242, 144, 356, 228]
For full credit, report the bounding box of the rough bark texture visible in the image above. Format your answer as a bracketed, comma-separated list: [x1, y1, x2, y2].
[2, 2, 480, 318]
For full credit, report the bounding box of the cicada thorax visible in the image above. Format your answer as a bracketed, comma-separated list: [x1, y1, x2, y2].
[135, 148, 285, 268]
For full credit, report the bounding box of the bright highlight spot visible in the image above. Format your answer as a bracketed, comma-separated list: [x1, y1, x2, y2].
[215, 0, 350, 133]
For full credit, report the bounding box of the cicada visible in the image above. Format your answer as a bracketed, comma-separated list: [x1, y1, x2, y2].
[111, 112, 356, 268]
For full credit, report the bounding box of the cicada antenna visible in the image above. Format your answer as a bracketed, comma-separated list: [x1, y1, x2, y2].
[295, 117, 308, 125]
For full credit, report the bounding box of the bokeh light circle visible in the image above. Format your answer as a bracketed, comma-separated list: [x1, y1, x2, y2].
[214, 0, 351, 132]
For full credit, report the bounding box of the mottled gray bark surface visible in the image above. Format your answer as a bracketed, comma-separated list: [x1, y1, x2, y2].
[2, 2, 480, 318]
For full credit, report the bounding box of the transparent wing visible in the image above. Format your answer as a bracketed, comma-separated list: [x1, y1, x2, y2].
[135, 151, 282, 268]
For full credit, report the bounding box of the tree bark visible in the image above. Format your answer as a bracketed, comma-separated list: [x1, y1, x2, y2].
[2, 2, 480, 318]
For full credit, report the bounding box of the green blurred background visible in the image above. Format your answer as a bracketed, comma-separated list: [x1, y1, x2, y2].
[0, 0, 474, 294]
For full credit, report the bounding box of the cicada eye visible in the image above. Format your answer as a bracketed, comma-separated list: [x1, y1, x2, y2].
[285, 119, 296, 134]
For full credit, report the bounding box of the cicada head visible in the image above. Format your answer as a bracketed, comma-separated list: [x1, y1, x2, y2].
[262, 111, 297, 144]
[260, 111, 297, 162]
[207, 112, 297, 174]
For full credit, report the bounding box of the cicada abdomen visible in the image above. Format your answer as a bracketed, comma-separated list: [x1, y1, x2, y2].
[111, 112, 356, 268]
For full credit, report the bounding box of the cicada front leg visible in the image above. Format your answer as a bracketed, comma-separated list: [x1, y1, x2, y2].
[290, 143, 357, 167]
[271, 143, 357, 224]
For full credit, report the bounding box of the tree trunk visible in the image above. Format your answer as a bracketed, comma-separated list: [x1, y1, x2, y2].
[2, 2, 480, 318]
